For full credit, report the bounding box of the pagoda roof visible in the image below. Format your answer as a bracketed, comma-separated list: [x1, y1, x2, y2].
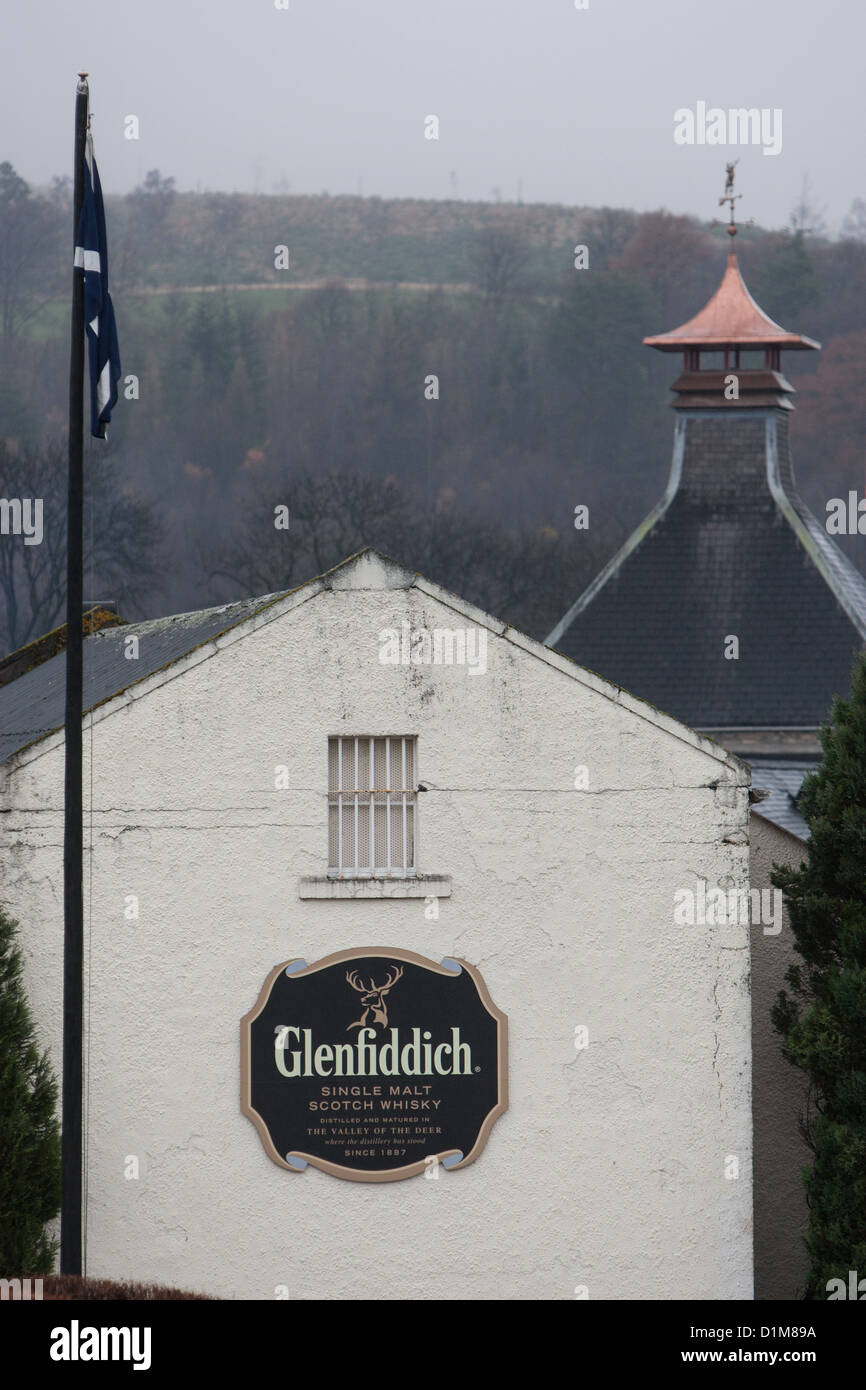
[643, 250, 820, 352]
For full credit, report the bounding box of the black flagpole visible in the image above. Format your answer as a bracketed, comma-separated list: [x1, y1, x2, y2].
[61, 70, 88, 1276]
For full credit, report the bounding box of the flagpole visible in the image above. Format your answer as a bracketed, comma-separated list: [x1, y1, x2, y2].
[61, 70, 88, 1277]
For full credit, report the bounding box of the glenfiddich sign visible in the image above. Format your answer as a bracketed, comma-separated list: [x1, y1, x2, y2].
[241, 947, 508, 1182]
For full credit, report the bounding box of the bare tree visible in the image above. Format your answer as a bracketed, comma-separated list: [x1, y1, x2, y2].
[841, 198, 866, 242]
[0, 438, 165, 653]
[130, 169, 176, 226]
[201, 468, 598, 641]
[470, 227, 530, 310]
[789, 174, 827, 241]
[201, 470, 409, 598]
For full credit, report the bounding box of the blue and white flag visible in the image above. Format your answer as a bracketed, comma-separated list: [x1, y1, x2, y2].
[73, 134, 121, 439]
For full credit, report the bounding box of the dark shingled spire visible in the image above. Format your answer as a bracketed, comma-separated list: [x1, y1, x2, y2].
[546, 222, 866, 742]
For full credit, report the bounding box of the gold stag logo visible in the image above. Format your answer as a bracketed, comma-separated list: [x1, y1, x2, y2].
[345, 965, 404, 1031]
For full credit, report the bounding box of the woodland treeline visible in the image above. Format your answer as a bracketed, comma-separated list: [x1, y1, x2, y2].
[1, 160, 865, 653]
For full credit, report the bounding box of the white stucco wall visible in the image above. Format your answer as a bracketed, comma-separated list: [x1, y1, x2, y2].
[0, 553, 753, 1299]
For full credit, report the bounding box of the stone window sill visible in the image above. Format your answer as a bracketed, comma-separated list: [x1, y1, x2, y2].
[298, 875, 451, 900]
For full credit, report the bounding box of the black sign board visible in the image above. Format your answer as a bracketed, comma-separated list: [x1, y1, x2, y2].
[241, 947, 508, 1182]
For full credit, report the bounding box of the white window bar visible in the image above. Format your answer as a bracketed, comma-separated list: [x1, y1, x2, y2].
[328, 736, 416, 878]
[368, 735, 374, 875]
[385, 738, 392, 873]
[401, 736, 407, 873]
[354, 737, 359, 873]
[337, 734, 343, 872]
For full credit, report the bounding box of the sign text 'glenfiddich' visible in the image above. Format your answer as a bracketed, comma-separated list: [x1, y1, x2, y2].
[274, 1026, 473, 1077]
[241, 948, 508, 1182]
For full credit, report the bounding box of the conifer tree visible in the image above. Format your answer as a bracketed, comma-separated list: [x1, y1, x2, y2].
[0, 905, 61, 1273]
[772, 655, 866, 1298]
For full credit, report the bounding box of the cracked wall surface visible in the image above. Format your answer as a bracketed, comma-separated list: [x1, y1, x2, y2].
[0, 557, 753, 1299]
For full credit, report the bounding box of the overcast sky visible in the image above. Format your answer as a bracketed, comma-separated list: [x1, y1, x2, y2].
[5, 0, 864, 231]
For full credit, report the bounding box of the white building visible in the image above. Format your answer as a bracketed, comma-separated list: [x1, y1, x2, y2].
[0, 551, 753, 1299]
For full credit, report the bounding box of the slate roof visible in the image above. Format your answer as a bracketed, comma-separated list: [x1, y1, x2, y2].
[546, 412, 866, 729]
[0, 593, 280, 767]
[749, 761, 813, 840]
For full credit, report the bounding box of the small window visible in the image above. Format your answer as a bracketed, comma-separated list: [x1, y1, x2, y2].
[328, 736, 417, 878]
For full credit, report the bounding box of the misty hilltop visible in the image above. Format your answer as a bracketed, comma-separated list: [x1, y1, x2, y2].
[1, 165, 865, 653]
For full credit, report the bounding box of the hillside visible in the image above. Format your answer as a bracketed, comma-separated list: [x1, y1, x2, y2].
[1, 169, 865, 654]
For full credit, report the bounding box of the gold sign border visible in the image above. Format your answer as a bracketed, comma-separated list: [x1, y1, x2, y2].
[240, 946, 508, 1183]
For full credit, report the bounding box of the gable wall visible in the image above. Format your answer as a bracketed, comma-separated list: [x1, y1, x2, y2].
[0, 576, 753, 1299]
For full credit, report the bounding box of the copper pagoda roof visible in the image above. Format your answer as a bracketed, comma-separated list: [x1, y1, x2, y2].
[643, 249, 820, 353]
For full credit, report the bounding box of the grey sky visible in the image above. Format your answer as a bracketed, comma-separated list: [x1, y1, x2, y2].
[6, 0, 864, 230]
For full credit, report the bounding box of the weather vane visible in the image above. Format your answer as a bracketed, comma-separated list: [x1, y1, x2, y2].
[719, 161, 742, 236]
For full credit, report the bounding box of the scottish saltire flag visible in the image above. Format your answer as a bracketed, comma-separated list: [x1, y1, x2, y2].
[73, 135, 121, 438]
